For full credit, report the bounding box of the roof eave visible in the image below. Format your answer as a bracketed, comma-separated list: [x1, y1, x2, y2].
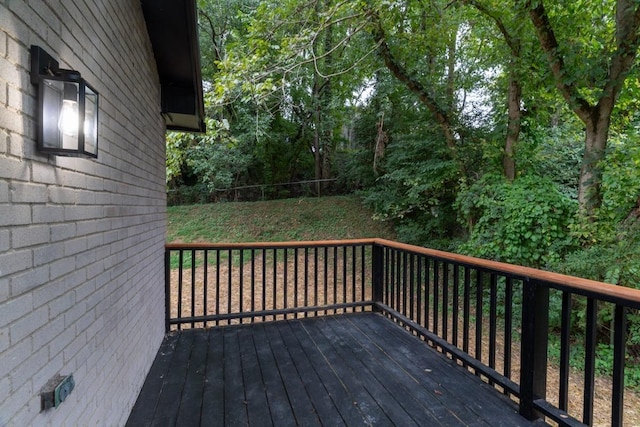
[141, 0, 206, 133]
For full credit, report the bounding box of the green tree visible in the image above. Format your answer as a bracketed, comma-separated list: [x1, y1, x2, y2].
[525, 0, 640, 216]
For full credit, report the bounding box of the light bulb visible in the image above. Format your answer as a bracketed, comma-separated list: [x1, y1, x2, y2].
[58, 99, 79, 136]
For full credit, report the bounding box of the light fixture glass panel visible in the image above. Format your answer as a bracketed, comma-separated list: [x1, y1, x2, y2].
[41, 79, 64, 150]
[83, 85, 98, 157]
[59, 82, 80, 150]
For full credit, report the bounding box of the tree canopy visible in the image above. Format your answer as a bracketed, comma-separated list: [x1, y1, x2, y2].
[167, 0, 640, 287]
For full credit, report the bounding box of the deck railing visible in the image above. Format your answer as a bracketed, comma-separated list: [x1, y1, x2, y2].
[166, 238, 640, 427]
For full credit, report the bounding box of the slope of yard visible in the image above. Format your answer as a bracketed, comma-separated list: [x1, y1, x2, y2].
[167, 195, 396, 243]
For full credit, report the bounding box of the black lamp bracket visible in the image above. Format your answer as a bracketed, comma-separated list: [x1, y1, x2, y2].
[30, 46, 81, 84]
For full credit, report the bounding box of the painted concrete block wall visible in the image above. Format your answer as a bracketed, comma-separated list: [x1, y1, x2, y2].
[0, 1, 167, 426]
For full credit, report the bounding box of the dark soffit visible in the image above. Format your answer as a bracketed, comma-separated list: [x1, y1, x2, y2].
[141, 0, 206, 132]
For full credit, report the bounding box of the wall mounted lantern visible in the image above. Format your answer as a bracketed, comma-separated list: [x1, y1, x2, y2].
[30, 45, 99, 158]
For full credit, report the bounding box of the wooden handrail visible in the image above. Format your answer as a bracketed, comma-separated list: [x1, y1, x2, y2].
[165, 238, 377, 250]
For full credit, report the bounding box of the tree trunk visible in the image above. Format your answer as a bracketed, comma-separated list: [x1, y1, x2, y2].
[503, 71, 521, 181]
[578, 112, 610, 213]
[313, 84, 322, 196]
[369, 11, 459, 156]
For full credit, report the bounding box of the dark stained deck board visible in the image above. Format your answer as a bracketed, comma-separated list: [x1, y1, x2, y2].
[176, 330, 208, 426]
[250, 324, 300, 425]
[256, 323, 323, 426]
[355, 314, 523, 423]
[238, 326, 275, 426]
[151, 330, 196, 427]
[222, 327, 250, 426]
[127, 312, 546, 427]
[321, 316, 457, 425]
[345, 315, 491, 421]
[287, 317, 397, 426]
[200, 328, 224, 427]
[300, 317, 431, 426]
[127, 333, 179, 427]
[269, 321, 352, 426]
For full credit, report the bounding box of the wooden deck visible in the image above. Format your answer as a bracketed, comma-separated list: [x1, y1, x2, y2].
[127, 312, 546, 426]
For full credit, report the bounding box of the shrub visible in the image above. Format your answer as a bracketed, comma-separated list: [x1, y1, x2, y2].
[456, 174, 578, 268]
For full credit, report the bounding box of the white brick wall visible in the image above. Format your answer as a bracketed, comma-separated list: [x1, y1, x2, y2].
[0, 1, 167, 426]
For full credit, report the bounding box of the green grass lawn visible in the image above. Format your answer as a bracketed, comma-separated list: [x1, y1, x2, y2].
[167, 195, 396, 243]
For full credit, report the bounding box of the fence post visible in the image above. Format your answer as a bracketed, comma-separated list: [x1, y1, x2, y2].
[519, 278, 549, 420]
[372, 243, 384, 309]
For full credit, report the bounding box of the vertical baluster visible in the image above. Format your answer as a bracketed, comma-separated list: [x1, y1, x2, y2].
[324, 246, 328, 312]
[559, 291, 571, 410]
[612, 304, 627, 427]
[402, 251, 408, 316]
[434, 260, 440, 335]
[351, 246, 356, 310]
[250, 249, 255, 323]
[416, 256, 423, 326]
[315, 247, 320, 313]
[227, 249, 232, 325]
[216, 250, 221, 325]
[389, 249, 395, 310]
[361, 245, 366, 309]
[177, 250, 183, 330]
[385, 247, 391, 306]
[305, 247, 310, 317]
[583, 298, 597, 425]
[489, 273, 498, 371]
[475, 270, 483, 363]
[452, 264, 459, 347]
[272, 249, 277, 321]
[409, 254, 415, 321]
[393, 250, 402, 311]
[342, 246, 348, 313]
[333, 246, 338, 314]
[203, 250, 209, 327]
[190, 249, 196, 328]
[442, 262, 449, 342]
[261, 249, 266, 322]
[425, 258, 431, 330]
[283, 248, 287, 320]
[463, 267, 471, 354]
[504, 277, 513, 381]
[294, 248, 299, 319]
[239, 250, 244, 324]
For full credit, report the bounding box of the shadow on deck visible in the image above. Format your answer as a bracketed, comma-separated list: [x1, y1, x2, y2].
[127, 312, 545, 426]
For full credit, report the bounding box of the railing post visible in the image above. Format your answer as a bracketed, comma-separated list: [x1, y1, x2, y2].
[164, 248, 171, 333]
[519, 278, 549, 420]
[372, 243, 384, 309]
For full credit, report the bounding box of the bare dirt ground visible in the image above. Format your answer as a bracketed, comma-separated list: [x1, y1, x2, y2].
[169, 251, 640, 426]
